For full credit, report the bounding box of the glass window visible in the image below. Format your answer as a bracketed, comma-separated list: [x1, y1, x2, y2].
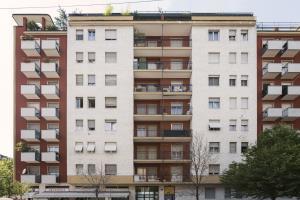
[76, 29, 83, 40]
[88, 29, 95, 41]
[88, 120, 95, 131]
[241, 52, 248, 64]
[229, 75, 236, 86]
[229, 97, 237, 109]
[229, 29, 236, 41]
[208, 30, 219, 41]
[208, 120, 221, 131]
[76, 97, 83, 108]
[105, 97, 117, 108]
[241, 75, 248, 86]
[88, 52, 95, 63]
[47, 145, 59, 152]
[229, 52, 236, 64]
[105, 120, 117, 131]
[76, 74, 83, 86]
[241, 97, 249, 109]
[209, 164, 220, 175]
[205, 187, 216, 199]
[229, 142, 237, 153]
[209, 97, 220, 109]
[88, 74, 96, 86]
[229, 120, 237, 131]
[241, 30, 248, 41]
[76, 119, 83, 130]
[48, 166, 59, 176]
[105, 29, 117, 40]
[105, 164, 117, 175]
[75, 164, 84, 175]
[88, 164, 96, 175]
[241, 142, 248, 153]
[76, 52, 83, 63]
[105, 52, 117, 63]
[209, 142, 220, 153]
[208, 52, 220, 64]
[241, 120, 249, 131]
[105, 75, 117, 86]
[208, 76, 219, 86]
[88, 97, 95, 108]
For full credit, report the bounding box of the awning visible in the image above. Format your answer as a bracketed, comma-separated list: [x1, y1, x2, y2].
[32, 191, 130, 198]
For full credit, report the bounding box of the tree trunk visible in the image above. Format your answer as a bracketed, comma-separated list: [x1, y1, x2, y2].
[195, 185, 199, 200]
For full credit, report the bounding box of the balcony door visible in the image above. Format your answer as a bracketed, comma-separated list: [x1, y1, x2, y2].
[27, 123, 40, 131]
[147, 40, 158, 47]
[171, 144, 183, 160]
[27, 102, 40, 110]
[147, 104, 157, 115]
[171, 81, 183, 92]
[137, 104, 146, 115]
[171, 103, 183, 115]
[171, 166, 183, 182]
[148, 146, 157, 160]
[137, 125, 147, 137]
[27, 166, 40, 175]
[170, 38, 183, 47]
[137, 168, 147, 181]
[171, 123, 183, 130]
[148, 125, 157, 137]
[170, 59, 183, 70]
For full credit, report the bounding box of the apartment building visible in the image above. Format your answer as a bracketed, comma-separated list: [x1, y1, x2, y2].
[13, 14, 67, 187]
[257, 23, 300, 132]
[13, 12, 257, 200]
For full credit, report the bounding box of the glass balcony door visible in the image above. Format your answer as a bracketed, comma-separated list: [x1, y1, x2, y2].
[171, 103, 183, 115]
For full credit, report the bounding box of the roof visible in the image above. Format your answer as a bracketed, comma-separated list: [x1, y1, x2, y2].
[12, 14, 54, 26]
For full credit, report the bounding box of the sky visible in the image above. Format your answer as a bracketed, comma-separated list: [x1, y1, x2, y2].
[1, 0, 300, 157]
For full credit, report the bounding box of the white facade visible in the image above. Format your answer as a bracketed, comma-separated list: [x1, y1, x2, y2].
[191, 26, 257, 172]
[67, 25, 134, 176]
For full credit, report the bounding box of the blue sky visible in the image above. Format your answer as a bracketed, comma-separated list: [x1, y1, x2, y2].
[1, 0, 300, 157]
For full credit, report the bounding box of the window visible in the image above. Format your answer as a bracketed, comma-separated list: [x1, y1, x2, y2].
[209, 164, 220, 175]
[88, 29, 95, 41]
[105, 120, 117, 131]
[105, 75, 117, 86]
[208, 76, 219, 86]
[105, 164, 117, 175]
[104, 142, 117, 152]
[76, 52, 83, 63]
[75, 164, 84, 175]
[76, 97, 83, 108]
[205, 187, 216, 199]
[47, 123, 59, 130]
[241, 120, 248, 131]
[241, 52, 248, 64]
[241, 75, 248, 86]
[209, 142, 220, 153]
[87, 164, 96, 175]
[47, 145, 59, 152]
[229, 52, 236, 64]
[87, 142, 96, 153]
[105, 52, 117, 63]
[105, 29, 117, 40]
[229, 75, 236, 86]
[208, 120, 221, 131]
[48, 166, 59, 176]
[229, 30, 236, 41]
[229, 97, 237, 109]
[105, 97, 117, 108]
[241, 142, 248, 153]
[229, 120, 237, 131]
[88, 52, 95, 63]
[209, 97, 220, 109]
[88, 97, 95, 108]
[208, 53, 220, 64]
[241, 97, 249, 109]
[75, 142, 84, 153]
[208, 30, 219, 41]
[76, 29, 83, 40]
[241, 30, 248, 41]
[88, 120, 95, 131]
[88, 74, 96, 86]
[76, 74, 83, 86]
[229, 142, 237, 153]
[76, 119, 83, 130]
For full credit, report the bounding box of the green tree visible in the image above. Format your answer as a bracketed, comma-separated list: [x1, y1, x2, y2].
[221, 125, 300, 200]
[12, 181, 29, 200]
[0, 159, 14, 197]
[54, 7, 67, 30]
[103, 4, 113, 16]
[27, 20, 40, 31]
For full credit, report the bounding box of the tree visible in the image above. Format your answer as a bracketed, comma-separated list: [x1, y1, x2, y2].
[221, 125, 300, 200]
[103, 4, 113, 16]
[0, 159, 14, 197]
[83, 164, 110, 200]
[12, 181, 29, 200]
[27, 20, 40, 31]
[190, 135, 214, 200]
[54, 7, 67, 30]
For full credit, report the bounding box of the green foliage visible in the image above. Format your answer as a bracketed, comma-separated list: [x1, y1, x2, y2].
[221, 125, 300, 200]
[12, 181, 29, 199]
[45, 25, 58, 31]
[54, 7, 67, 30]
[121, 8, 131, 16]
[104, 4, 113, 16]
[0, 159, 14, 197]
[27, 21, 40, 31]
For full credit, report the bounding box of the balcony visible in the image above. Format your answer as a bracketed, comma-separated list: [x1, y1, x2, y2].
[262, 40, 285, 58]
[20, 129, 40, 142]
[282, 108, 300, 121]
[21, 40, 40, 57]
[262, 85, 282, 100]
[133, 175, 190, 183]
[41, 85, 59, 99]
[134, 38, 192, 57]
[134, 105, 192, 121]
[20, 62, 40, 78]
[21, 107, 40, 121]
[20, 85, 40, 99]
[134, 175, 160, 182]
[282, 86, 300, 100]
[21, 152, 40, 163]
[263, 108, 282, 121]
[41, 40, 59, 57]
[134, 130, 192, 142]
[41, 175, 58, 184]
[134, 151, 190, 163]
[41, 62, 59, 78]
[281, 63, 300, 79]
[134, 84, 192, 100]
[281, 41, 300, 58]
[21, 175, 40, 184]
[41, 129, 59, 142]
[262, 63, 282, 79]
[134, 61, 192, 78]
[41, 152, 59, 163]
[41, 108, 59, 121]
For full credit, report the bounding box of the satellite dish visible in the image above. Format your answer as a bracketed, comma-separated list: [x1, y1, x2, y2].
[21, 168, 27, 175]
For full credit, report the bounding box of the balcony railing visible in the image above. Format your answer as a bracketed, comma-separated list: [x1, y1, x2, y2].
[20, 129, 40, 142]
[20, 151, 40, 163]
[135, 151, 190, 160]
[135, 129, 192, 137]
[21, 107, 40, 121]
[21, 174, 41, 184]
[41, 40, 60, 57]
[134, 38, 191, 47]
[41, 108, 59, 120]
[41, 152, 59, 163]
[134, 61, 192, 70]
[41, 174, 59, 184]
[21, 39, 40, 57]
[135, 84, 192, 93]
[135, 105, 192, 115]
[21, 62, 40, 78]
[133, 174, 191, 183]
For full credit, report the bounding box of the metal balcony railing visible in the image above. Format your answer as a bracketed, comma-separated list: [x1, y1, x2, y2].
[134, 84, 192, 93]
[135, 129, 192, 137]
[134, 38, 192, 47]
[134, 61, 192, 70]
[135, 105, 192, 115]
[135, 151, 190, 160]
